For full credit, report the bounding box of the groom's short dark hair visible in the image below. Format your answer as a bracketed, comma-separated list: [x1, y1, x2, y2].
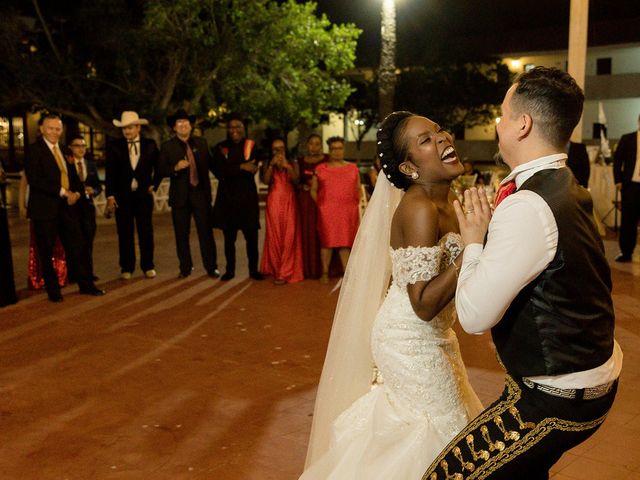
[512, 67, 584, 149]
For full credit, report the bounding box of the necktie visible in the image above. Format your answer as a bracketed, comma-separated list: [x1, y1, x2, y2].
[494, 180, 516, 208]
[53, 145, 69, 190]
[185, 143, 199, 187]
[128, 140, 139, 155]
[76, 160, 85, 182]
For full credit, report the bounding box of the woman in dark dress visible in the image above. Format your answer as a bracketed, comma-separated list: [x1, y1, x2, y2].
[297, 133, 328, 279]
[0, 164, 17, 307]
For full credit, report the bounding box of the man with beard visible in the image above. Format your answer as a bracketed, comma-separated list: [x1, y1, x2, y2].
[105, 111, 160, 280]
[159, 109, 220, 278]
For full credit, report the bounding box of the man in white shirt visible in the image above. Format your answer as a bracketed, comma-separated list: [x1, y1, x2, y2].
[424, 67, 621, 479]
[105, 111, 160, 280]
[67, 135, 102, 280]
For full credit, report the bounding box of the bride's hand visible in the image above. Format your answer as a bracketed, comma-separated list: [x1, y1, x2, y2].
[453, 187, 492, 246]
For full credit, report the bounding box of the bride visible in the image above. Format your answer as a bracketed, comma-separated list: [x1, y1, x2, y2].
[300, 112, 483, 479]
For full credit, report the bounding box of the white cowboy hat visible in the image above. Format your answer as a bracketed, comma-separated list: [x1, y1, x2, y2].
[112, 111, 149, 127]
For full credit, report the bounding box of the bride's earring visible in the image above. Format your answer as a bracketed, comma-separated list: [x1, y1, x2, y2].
[411, 171, 419, 180]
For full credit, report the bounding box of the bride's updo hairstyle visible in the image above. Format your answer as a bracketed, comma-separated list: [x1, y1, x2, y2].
[376, 111, 416, 191]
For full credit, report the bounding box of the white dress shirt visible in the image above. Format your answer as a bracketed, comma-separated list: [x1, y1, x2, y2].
[129, 135, 140, 191]
[456, 153, 622, 388]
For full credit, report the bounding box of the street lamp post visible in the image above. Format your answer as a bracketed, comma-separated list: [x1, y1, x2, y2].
[378, 0, 396, 120]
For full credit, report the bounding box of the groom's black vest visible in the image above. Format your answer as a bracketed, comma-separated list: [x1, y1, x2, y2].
[491, 168, 614, 377]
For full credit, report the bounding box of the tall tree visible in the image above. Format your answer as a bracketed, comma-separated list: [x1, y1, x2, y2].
[395, 59, 513, 137]
[0, 0, 360, 140]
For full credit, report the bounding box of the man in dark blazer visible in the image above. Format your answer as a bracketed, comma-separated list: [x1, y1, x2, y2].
[158, 109, 220, 278]
[67, 134, 102, 280]
[566, 141, 590, 188]
[613, 113, 640, 262]
[105, 111, 160, 279]
[0, 162, 17, 307]
[24, 113, 104, 302]
[211, 114, 264, 281]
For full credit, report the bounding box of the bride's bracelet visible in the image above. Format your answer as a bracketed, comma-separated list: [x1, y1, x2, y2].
[452, 257, 462, 278]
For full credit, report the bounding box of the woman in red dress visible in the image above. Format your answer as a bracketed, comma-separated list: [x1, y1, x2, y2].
[260, 138, 304, 284]
[19, 173, 67, 290]
[311, 136, 361, 284]
[297, 134, 328, 279]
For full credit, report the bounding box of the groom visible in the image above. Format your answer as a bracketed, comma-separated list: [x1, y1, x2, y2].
[423, 67, 622, 479]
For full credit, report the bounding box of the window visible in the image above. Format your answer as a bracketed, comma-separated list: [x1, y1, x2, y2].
[596, 58, 612, 75]
[78, 122, 106, 162]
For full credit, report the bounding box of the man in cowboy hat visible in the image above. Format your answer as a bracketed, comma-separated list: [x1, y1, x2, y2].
[105, 111, 160, 280]
[158, 109, 220, 278]
[211, 113, 264, 281]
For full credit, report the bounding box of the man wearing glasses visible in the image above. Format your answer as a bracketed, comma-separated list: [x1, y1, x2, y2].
[68, 135, 102, 280]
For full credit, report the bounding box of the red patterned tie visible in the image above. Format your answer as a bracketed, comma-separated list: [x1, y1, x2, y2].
[185, 143, 199, 187]
[494, 180, 516, 208]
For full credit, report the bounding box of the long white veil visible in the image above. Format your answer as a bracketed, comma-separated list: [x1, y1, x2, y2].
[304, 174, 403, 467]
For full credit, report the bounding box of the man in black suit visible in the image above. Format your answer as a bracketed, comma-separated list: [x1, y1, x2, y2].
[105, 111, 160, 279]
[67, 135, 102, 280]
[0, 162, 17, 307]
[566, 141, 590, 188]
[211, 114, 264, 281]
[24, 113, 104, 302]
[159, 109, 220, 278]
[613, 113, 640, 262]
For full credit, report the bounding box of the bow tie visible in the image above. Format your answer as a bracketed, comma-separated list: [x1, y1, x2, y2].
[127, 140, 139, 144]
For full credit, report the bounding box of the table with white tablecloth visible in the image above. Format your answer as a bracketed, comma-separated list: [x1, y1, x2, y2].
[588, 164, 618, 229]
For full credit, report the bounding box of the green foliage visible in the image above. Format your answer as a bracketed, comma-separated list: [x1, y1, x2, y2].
[0, 0, 360, 137]
[395, 59, 513, 136]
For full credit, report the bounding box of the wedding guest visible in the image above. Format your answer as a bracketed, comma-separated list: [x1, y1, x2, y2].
[310, 136, 360, 284]
[366, 156, 382, 195]
[105, 111, 160, 280]
[297, 133, 328, 279]
[159, 109, 220, 278]
[67, 135, 101, 280]
[566, 140, 590, 188]
[613, 113, 640, 263]
[19, 172, 67, 290]
[25, 113, 104, 302]
[260, 138, 303, 284]
[211, 114, 263, 281]
[0, 163, 17, 307]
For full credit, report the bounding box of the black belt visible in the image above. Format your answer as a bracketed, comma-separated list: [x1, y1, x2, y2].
[522, 378, 615, 400]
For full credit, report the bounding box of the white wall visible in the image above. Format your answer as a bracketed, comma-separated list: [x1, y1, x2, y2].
[583, 98, 640, 140]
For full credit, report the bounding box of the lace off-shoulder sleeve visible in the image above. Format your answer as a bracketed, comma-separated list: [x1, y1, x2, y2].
[389, 233, 463, 288]
[390, 245, 443, 288]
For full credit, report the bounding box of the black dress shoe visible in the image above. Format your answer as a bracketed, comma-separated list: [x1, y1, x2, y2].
[615, 254, 632, 263]
[48, 292, 63, 302]
[178, 271, 191, 278]
[249, 271, 265, 281]
[79, 285, 106, 296]
[220, 271, 235, 281]
[208, 268, 221, 278]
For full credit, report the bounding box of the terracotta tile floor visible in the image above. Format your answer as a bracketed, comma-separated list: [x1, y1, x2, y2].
[1, 211, 639, 479]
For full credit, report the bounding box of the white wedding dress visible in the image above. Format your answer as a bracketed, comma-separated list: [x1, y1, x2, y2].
[301, 233, 483, 480]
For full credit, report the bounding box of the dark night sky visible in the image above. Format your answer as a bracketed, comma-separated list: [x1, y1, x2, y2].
[314, 0, 640, 66]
